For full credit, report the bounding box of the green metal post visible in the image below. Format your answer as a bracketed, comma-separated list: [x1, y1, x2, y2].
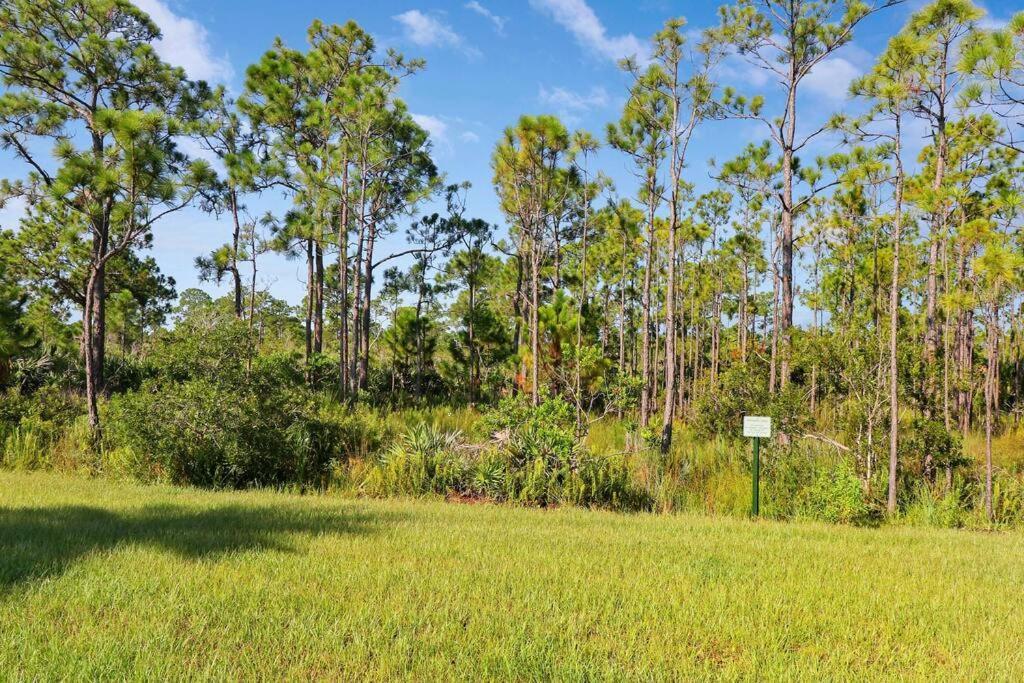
[752, 436, 760, 517]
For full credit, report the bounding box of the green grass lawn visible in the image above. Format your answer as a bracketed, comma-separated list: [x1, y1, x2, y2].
[2, 471, 1023, 680]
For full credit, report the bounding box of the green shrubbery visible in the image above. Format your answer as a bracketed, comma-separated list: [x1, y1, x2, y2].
[798, 459, 871, 524]
[4, 296, 1024, 526]
[100, 315, 372, 488]
[359, 397, 649, 510]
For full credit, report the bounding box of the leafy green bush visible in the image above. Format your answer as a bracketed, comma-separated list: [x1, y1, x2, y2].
[902, 418, 965, 477]
[477, 396, 646, 508]
[361, 423, 467, 497]
[691, 363, 810, 440]
[358, 400, 649, 510]
[798, 459, 870, 525]
[105, 369, 349, 488]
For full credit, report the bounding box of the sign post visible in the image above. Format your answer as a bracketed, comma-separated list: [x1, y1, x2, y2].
[742, 416, 772, 517]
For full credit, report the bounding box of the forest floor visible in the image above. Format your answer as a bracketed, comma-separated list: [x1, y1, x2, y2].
[2, 470, 1024, 680]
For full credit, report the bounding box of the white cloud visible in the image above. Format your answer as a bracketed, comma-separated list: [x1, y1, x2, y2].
[718, 53, 771, 89]
[412, 113, 450, 144]
[0, 196, 26, 232]
[175, 136, 223, 169]
[393, 10, 480, 58]
[803, 56, 861, 101]
[465, 1, 507, 35]
[413, 114, 482, 152]
[975, 1, 1011, 30]
[539, 85, 610, 112]
[529, 0, 649, 65]
[134, 0, 233, 82]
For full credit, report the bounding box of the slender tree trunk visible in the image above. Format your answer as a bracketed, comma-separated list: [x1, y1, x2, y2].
[618, 229, 628, 417]
[247, 249, 258, 375]
[640, 197, 655, 426]
[304, 238, 313, 366]
[351, 221, 365, 394]
[779, 74, 797, 390]
[710, 292, 722, 386]
[942, 240, 952, 434]
[468, 275, 477, 406]
[229, 189, 243, 318]
[661, 204, 678, 455]
[886, 124, 906, 514]
[985, 299, 999, 520]
[314, 241, 324, 355]
[511, 254, 524, 394]
[740, 260, 749, 364]
[339, 178, 350, 397]
[924, 74, 948, 416]
[576, 202, 588, 435]
[360, 222, 376, 391]
[677, 249, 687, 415]
[530, 232, 541, 406]
[83, 268, 101, 436]
[769, 255, 780, 395]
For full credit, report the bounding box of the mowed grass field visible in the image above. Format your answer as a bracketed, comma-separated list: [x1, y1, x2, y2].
[2, 472, 1024, 680]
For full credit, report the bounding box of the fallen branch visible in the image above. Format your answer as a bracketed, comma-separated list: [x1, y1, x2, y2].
[801, 433, 851, 452]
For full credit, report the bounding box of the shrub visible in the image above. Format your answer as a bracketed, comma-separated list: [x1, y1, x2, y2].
[479, 396, 647, 508]
[691, 363, 810, 440]
[105, 374, 350, 488]
[799, 459, 870, 525]
[361, 423, 467, 497]
[358, 401, 650, 510]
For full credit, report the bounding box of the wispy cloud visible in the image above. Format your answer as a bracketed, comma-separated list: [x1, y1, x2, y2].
[464, 1, 507, 36]
[412, 114, 483, 152]
[412, 113, 450, 144]
[718, 52, 771, 89]
[539, 85, 610, 112]
[394, 10, 480, 58]
[802, 57, 862, 101]
[0, 197, 26, 232]
[974, 0, 1010, 30]
[134, 0, 233, 82]
[538, 85, 611, 125]
[528, 0, 649, 65]
[802, 44, 872, 101]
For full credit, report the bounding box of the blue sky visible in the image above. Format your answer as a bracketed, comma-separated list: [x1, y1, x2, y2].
[1, 0, 1020, 309]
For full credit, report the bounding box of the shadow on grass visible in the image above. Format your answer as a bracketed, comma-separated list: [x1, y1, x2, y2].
[0, 500, 392, 590]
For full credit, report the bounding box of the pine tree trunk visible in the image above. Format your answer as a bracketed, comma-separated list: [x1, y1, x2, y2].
[314, 241, 324, 355]
[661, 201, 678, 454]
[339, 183, 349, 398]
[887, 127, 905, 515]
[639, 199, 655, 426]
[360, 222, 376, 391]
[229, 189, 243, 318]
[530, 232, 540, 406]
[304, 238, 313, 366]
[985, 300, 998, 520]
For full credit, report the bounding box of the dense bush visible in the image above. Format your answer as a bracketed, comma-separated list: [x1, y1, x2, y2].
[691, 363, 811, 441]
[798, 459, 871, 524]
[360, 399, 650, 510]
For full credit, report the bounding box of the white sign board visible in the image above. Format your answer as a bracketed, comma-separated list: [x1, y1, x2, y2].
[743, 416, 772, 438]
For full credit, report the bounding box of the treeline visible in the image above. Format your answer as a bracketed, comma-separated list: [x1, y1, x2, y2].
[3, 0, 1024, 521]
